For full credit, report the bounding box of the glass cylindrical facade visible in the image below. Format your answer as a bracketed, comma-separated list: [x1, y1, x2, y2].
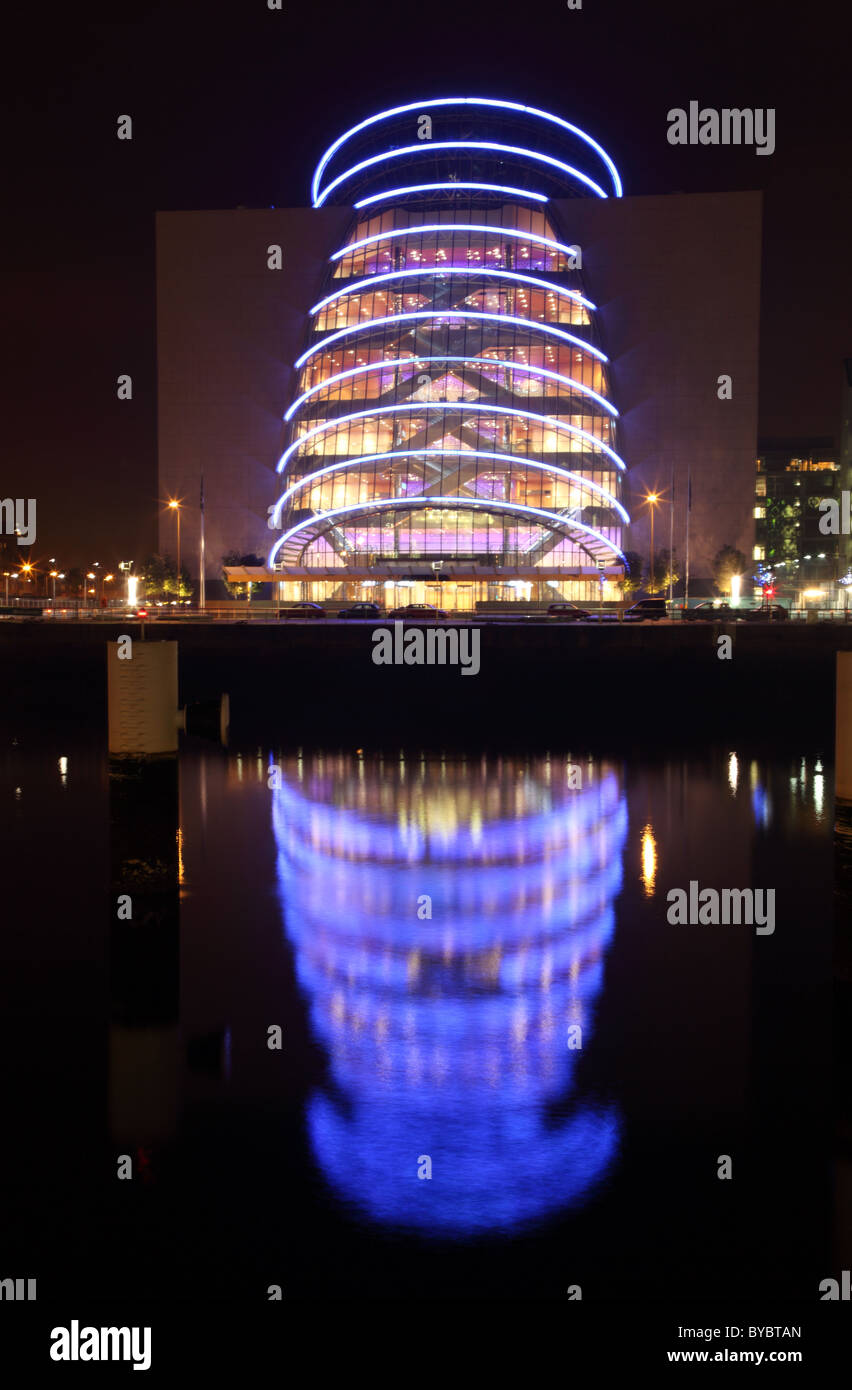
[270, 100, 628, 606]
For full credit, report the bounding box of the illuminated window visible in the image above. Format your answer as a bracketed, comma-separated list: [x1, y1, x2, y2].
[753, 545, 765, 561]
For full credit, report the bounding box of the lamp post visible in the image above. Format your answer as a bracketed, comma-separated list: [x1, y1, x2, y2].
[168, 500, 182, 605]
[645, 493, 659, 593]
[49, 569, 58, 604]
[87, 572, 96, 611]
[199, 476, 206, 611]
[3, 572, 9, 605]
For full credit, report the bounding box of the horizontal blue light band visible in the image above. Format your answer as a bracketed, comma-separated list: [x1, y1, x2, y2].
[314, 141, 609, 207]
[331, 223, 580, 264]
[294, 310, 607, 370]
[277, 401, 625, 475]
[353, 181, 549, 208]
[312, 97, 623, 204]
[273, 767, 622, 862]
[270, 448, 630, 529]
[273, 772, 623, 869]
[268, 495, 627, 567]
[310, 267, 595, 316]
[283, 356, 618, 422]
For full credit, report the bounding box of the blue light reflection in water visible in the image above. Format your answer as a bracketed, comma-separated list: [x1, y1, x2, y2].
[273, 755, 626, 1237]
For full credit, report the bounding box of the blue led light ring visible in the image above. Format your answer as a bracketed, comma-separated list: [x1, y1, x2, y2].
[285, 357, 617, 423]
[279, 783, 625, 839]
[354, 182, 549, 208]
[272, 768, 621, 856]
[331, 223, 580, 264]
[283, 873, 622, 956]
[311, 267, 595, 316]
[268, 495, 627, 567]
[276, 402, 626, 476]
[270, 449, 630, 529]
[311, 97, 623, 204]
[272, 782, 623, 868]
[278, 818, 623, 896]
[305, 1096, 619, 1234]
[295, 310, 608, 369]
[314, 141, 609, 208]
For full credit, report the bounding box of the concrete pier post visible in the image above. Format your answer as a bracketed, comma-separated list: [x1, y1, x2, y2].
[108, 639, 182, 757]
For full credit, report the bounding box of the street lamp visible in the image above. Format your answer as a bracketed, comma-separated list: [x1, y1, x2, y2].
[49, 569, 58, 604]
[644, 493, 659, 593]
[168, 500, 182, 604]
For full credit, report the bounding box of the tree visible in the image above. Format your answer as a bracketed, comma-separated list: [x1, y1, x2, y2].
[712, 545, 749, 596]
[65, 566, 85, 598]
[648, 548, 680, 595]
[164, 563, 192, 600]
[221, 551, 263, 598]
[140, 553, 191, 602]
[618, 550, 643, 597]
[140, 553, 169, 602]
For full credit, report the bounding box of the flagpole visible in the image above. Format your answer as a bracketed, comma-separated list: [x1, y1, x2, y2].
[684, 464, 691, 607]
[199, 475, 206, 611]
[668, 462, 675, 607]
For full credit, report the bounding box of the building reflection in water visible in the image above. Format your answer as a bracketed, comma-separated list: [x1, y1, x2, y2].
[272, 753, 626, 1237]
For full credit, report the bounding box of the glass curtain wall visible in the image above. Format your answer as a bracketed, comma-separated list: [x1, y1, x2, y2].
[269, 104, 628, 606]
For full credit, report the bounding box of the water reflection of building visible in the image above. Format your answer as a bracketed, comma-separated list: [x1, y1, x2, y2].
[272, 753, 626, 1236]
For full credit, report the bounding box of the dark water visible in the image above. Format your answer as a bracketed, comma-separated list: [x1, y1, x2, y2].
[0, 725, 840, 1301]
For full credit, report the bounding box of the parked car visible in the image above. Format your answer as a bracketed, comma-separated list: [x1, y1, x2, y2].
[338, 602, 382, 619]
[624, 598, 667, 622]
[546, 602, 590, 621]
[281, 602, 326, 619]
[388, 602, 447, 620]
[742, 603, 789, 622]
[682, 601, 736, 622]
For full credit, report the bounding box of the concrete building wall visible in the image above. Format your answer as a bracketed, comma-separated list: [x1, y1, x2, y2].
[156, 207, 348, 580]
[157, 191, 761, 592]
[552, 190, 762, 589]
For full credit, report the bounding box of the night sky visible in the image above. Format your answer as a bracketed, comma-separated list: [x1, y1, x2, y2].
[5, 0, 851, 567]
